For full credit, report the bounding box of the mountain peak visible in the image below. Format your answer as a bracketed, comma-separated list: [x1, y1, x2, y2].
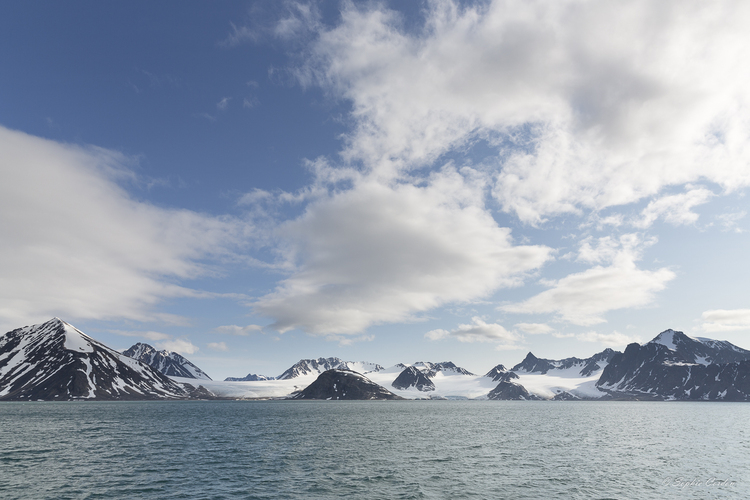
[123, 343, 211, 380]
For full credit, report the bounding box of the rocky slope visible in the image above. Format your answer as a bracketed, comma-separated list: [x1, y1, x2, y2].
[597, 331, 750, 400]
[123, 342, 211, 380]
[0, 319, 197, 400]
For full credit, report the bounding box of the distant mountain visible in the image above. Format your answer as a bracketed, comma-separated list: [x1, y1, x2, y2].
[597, 330, 750, 400]
[392, 366, 435, 392]
[487, 380, 542, 400]
[277, 357, 384, 380]
[290, 369, 404, 400]
[123, 343, 211, 380]
[224, 373, 275, 382]
[0, 319, 195, 400]
[412, 361, 475, 376]
[483, 365, 519, 383]
[512, 349, 617, 377]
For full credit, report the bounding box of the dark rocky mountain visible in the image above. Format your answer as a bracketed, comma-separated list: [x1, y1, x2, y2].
[0, 319, 200, 400]
[512, 349, 617, 377]
[649, 329, 750, 365]
[392, 366, 436, 392]
[290, 369, 403, 400]
[224, 373, 275, 382]
[597, 333, 750, 400]
[277, 357, 384, 379]
[487, 380, 542, 400]
[123, 342, 211, 380]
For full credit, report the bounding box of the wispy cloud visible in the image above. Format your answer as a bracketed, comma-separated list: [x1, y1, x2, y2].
[701, 309, 750, 332]
[0, 126, 247, 331]
[207, 341, 228, 351]
[216, 97, 232, 111]
[213, 324, 264, 336]
[576, 331, 641, 347]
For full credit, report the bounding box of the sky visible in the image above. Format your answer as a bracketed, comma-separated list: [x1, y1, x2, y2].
[3, 0, 750, 380]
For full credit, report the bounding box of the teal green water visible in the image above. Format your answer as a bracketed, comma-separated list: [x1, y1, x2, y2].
[0, 400, 746, 499]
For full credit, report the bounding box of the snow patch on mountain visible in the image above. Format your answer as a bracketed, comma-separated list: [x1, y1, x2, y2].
[61, 320, 93, 353]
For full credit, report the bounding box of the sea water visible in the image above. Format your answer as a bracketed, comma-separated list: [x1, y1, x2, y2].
[0, 400, 746, 499]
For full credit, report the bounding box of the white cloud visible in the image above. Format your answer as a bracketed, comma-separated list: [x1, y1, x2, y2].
[503, 235, 675, 325]
[425, 317, 519, 345]
[156, 338, 199, 355]
[207, 342, 228, 351]
[515, 322, 554, 335]
[576, 330, 641, 347]
[213, 324, 264, 336]
[634, 188, 713, 228]
[219, 22, 260, 47]
[0, 126, 246, 331]
[717, 211, 746, 233]
[110, 330, 172, 341]
[295, 0, 750, 224]
[217, 97, 232, 110]
[701, 309, 750, 332]
[255, 168, 551, 334]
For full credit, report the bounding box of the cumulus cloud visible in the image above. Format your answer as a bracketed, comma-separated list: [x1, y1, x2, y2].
[255, 168, 551, 334]
[425, 317, 519, 346]
[503, 235, 675, 325]
[294, 0, 750, 223]
[576, 331, 641, 347]
[701, 309, 750, 332]
[0, 126, 246, 331]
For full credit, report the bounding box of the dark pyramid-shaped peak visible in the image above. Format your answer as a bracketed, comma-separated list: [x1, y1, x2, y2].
[392, 366, 435, 392]
[512, 352, 556, 374]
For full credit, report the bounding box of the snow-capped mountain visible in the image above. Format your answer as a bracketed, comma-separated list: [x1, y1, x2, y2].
[597, 330, 750, 400]
[224, 373, 275, 382]
[413, 361, 475, 376]
[491, 349, 617, 400]
[649, 329, 750, 365]
[123, 342, 211, 380]
[512, 349, 617, 377]
[0, 319, 193, 400]
[276, 357, 384, 380]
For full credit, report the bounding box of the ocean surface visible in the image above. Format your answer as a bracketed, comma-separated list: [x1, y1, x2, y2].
[0, 400, 747, 499]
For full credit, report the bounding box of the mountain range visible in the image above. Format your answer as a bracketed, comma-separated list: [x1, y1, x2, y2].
[3, 319, 750, 401]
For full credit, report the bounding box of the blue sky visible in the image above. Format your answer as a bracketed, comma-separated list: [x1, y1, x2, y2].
[3, 0, 750, 379]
